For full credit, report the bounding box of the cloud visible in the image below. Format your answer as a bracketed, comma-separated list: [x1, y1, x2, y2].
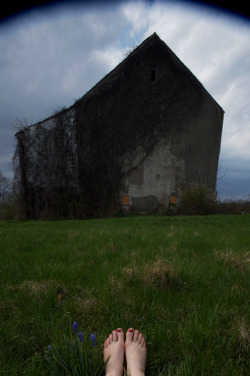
[0, 3, 128, 116]
[121, 0, 150, 36]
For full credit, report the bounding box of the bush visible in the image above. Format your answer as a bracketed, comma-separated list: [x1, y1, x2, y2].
[178, 186, 217, 215]
[216, 199, 250, 214]
[0, 196, 19, 220]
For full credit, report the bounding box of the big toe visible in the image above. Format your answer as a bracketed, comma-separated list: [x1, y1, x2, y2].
[117, 328, 124, 342]
[126, 328, 134, 343]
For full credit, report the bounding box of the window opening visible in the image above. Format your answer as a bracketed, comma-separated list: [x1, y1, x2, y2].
[151, 68, 156, 81]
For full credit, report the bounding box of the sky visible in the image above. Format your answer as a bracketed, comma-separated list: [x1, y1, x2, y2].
[0, 0, 249, 200]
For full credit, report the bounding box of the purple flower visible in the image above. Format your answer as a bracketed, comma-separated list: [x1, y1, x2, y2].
[90, 333, 97, 346]
[78, 331, 84, 343]
[73, 321, 79, 334]
[48, 345, 52, 351]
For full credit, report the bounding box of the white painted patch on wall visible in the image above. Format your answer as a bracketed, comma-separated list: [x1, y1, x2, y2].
[121, 137, 184, 211]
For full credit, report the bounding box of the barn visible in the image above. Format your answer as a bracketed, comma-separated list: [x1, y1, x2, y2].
[15, 33, 224, 218]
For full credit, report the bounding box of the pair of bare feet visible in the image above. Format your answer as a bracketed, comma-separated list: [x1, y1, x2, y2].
[103, 328, 147, 376]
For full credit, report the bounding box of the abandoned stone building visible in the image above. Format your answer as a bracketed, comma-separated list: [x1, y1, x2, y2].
[15, 33, 224, 218]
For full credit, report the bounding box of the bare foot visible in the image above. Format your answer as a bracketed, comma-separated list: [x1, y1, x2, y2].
[125, 328, 147, 376]
[103, 328, 124, 376]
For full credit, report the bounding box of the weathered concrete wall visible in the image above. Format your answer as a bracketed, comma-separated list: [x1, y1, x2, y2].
[121, 137, 184, 211]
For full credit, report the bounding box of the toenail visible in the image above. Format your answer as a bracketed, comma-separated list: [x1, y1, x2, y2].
[129, 329, 134, 332]
[117, 329, 122, 332]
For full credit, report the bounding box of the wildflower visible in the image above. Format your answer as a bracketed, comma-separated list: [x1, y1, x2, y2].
[78, 331, 84, 343]
[73, 321, 79, 334]
[90, 333, 97, 346]
[48, 345, 52, 352]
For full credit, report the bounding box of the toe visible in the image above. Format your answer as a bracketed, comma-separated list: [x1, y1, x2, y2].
[141, 337, 146, 348]
[138, 332, 143, 344]
[126, 328, 134, 343]
[133, 329, 139, 341]
[112, 330, 118, 342]
[117, 328, 124, 342]
[140, 335, 146, 348]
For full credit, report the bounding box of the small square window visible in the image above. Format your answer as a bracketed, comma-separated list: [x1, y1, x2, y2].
[151, 69, 156, 81]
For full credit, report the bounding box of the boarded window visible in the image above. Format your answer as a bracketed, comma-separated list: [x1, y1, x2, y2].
[169, 195, 176, 205]
[122, 195, 130, 206]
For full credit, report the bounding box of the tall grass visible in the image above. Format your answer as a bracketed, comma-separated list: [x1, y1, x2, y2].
[0, 215, 249, 375]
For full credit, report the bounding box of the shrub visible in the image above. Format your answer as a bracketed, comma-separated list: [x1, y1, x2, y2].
[178, 186, 217, 215]
[0, 196, 19, 220]
[216, 199, 250, 214]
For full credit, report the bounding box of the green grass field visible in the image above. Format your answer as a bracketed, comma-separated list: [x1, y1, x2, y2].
[0, 215, 249, 375]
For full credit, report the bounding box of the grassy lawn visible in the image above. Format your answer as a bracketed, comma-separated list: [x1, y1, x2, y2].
[0, 215, 249, 375]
